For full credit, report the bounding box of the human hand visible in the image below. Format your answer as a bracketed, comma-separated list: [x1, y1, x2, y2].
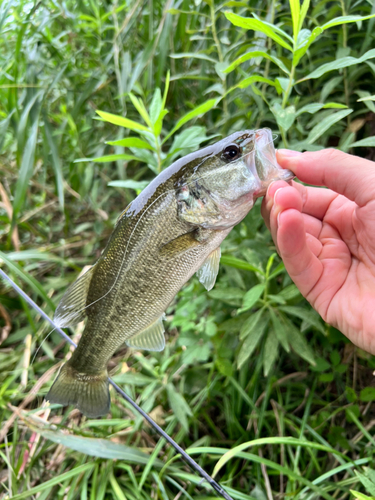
[261, 148, 375, 354]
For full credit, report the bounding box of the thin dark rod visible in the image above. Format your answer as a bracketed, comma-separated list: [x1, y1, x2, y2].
[0, 268, 233, 500]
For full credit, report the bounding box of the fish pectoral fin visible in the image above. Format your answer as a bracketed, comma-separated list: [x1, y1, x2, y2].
[126, 315, 166, 352]
[54, 266, 95, 327]
[196, 246, 221, 291]
[159, 231, 200, 258]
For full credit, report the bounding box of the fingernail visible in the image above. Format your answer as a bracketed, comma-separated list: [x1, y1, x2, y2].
[274, 188, 283, 205]
[277, 149, 302, 157]
[277, 211, 281, 228]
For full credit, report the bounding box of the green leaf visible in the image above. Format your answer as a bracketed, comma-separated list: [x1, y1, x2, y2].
[10, 464, 94, 500]
[149, 88, 163, 127]
[96, 110, 149, 132]
[24, 415, 159, 465]
[221, 255, 263, 274]
[293, 27, 323, 65]
[354, 470, 375, 496]
[306, 109, 353, 144]
[170, 52, 218, 63]
[284, 317, 315, 365]
[348, 136, 375, 148]
[322, 14, 375, 30]
[263, 330, 279, 376]
[44, 121, 64, 210]
[299, 49, 375, 81]
[106, 137, 154, 150]
[269, 309, 290, 352]
[163, 98, 218, 143]
[0, 251, 55, 312]
[360, 387, 375, 402]
[356, 90, 375, 113]
[238, 313, 268, 368]
[108, 180, 150, 190]
[240, 307, 264, 340]
[238, 284, 265, 313]
[357, 94, 375, 102]
[12, 115, 40, 221]
[289, 0, 300, 42]
[296, 102, 347, 116]
[128, 93, 152, 127]
[350, 491, 373, 500]
[278, 284, 301, 300]
[298, 0, 310, 31]
[225, 12, 293, 51]
[271, 103, 296, 131]
[91, 154, 141, 162]
[162, 71, 170, 110]
[167, 384, 192, 432]
[230, 75, 282, 94]
[224, 50, 289, 74]
[280, 305, 325, 333]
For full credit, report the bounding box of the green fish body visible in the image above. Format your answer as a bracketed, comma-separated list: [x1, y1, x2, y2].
[47, 128, 293, 417]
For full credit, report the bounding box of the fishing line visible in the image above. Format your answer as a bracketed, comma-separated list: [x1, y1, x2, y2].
[30, 326, 56, 366]
[0, 267, 234, 500]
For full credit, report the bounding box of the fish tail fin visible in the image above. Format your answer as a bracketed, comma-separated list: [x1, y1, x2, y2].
[46, 362, 110, 418]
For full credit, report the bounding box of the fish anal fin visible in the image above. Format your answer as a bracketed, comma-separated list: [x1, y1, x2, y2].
[196, 246, 221, 291]
[54, 266, 95, 327]
[126, 315, 165, 352]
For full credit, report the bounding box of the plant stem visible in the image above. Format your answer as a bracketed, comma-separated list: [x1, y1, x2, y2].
[281, 65, 295, 109]
[210, 1, 228, 116]
[339, 0, 350, 125]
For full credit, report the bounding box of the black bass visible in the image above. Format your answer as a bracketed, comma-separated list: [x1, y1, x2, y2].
[47, 128, 293, 417]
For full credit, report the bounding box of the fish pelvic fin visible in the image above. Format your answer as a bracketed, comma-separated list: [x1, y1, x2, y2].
[46, 362, 110, 418]
[196, 246, 221, 291]
[54, 266, 95, 328]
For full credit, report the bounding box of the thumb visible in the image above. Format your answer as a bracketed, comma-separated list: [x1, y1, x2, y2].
[277, 149, 375, 207]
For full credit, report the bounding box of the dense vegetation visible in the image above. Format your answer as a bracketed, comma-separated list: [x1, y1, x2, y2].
[1, 0, 375, 498]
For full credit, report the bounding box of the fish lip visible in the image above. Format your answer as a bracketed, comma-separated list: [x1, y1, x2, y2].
[253, 169, 295, 199]
[248, 128, 296, 198]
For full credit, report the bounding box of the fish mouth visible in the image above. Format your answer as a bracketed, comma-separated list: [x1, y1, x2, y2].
[244, 128, 295, 198]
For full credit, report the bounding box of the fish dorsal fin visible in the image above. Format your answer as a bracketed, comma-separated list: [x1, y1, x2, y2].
[196, 246, 221, 291]
[54, 266, 95, 327]
[126, 315, 165, 352]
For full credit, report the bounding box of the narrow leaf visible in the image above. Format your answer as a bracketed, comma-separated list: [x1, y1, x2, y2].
[299, 49, 375, 81]
[238, 313, 268, 368]
[225, 12, 293, 51]
[322, 14, 375, 30]
[12, 116, 40, 221]
[106, 137, 154, 150]
[224, 50, 289, 74]
[263, 330, 279, 376]
[163, 99, 218, 143]
[96, 110, 149, 132]
[108, 180, 150, 190]
[44, 121, 64, 210]
[289, 0, 301, 42]
[306, 109, 353, 144]
[239, 284, 265, 313]
[348, 136, 375, 148]
[221, 255, 263, 274]
[128, 93, 152, 127]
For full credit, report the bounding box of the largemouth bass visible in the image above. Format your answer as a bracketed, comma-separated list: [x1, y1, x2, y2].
[47, 128, 293, 417]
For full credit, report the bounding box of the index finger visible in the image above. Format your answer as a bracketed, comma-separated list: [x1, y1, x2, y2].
[277, 149, 375, 207]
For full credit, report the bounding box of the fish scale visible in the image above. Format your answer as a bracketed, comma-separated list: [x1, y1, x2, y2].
[47, 128, 294, 417]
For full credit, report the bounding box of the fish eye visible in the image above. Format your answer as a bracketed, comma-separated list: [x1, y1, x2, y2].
[222, 144, 240, 161]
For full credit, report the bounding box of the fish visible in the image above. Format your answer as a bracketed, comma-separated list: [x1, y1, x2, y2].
[46, 127, 293, 418]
